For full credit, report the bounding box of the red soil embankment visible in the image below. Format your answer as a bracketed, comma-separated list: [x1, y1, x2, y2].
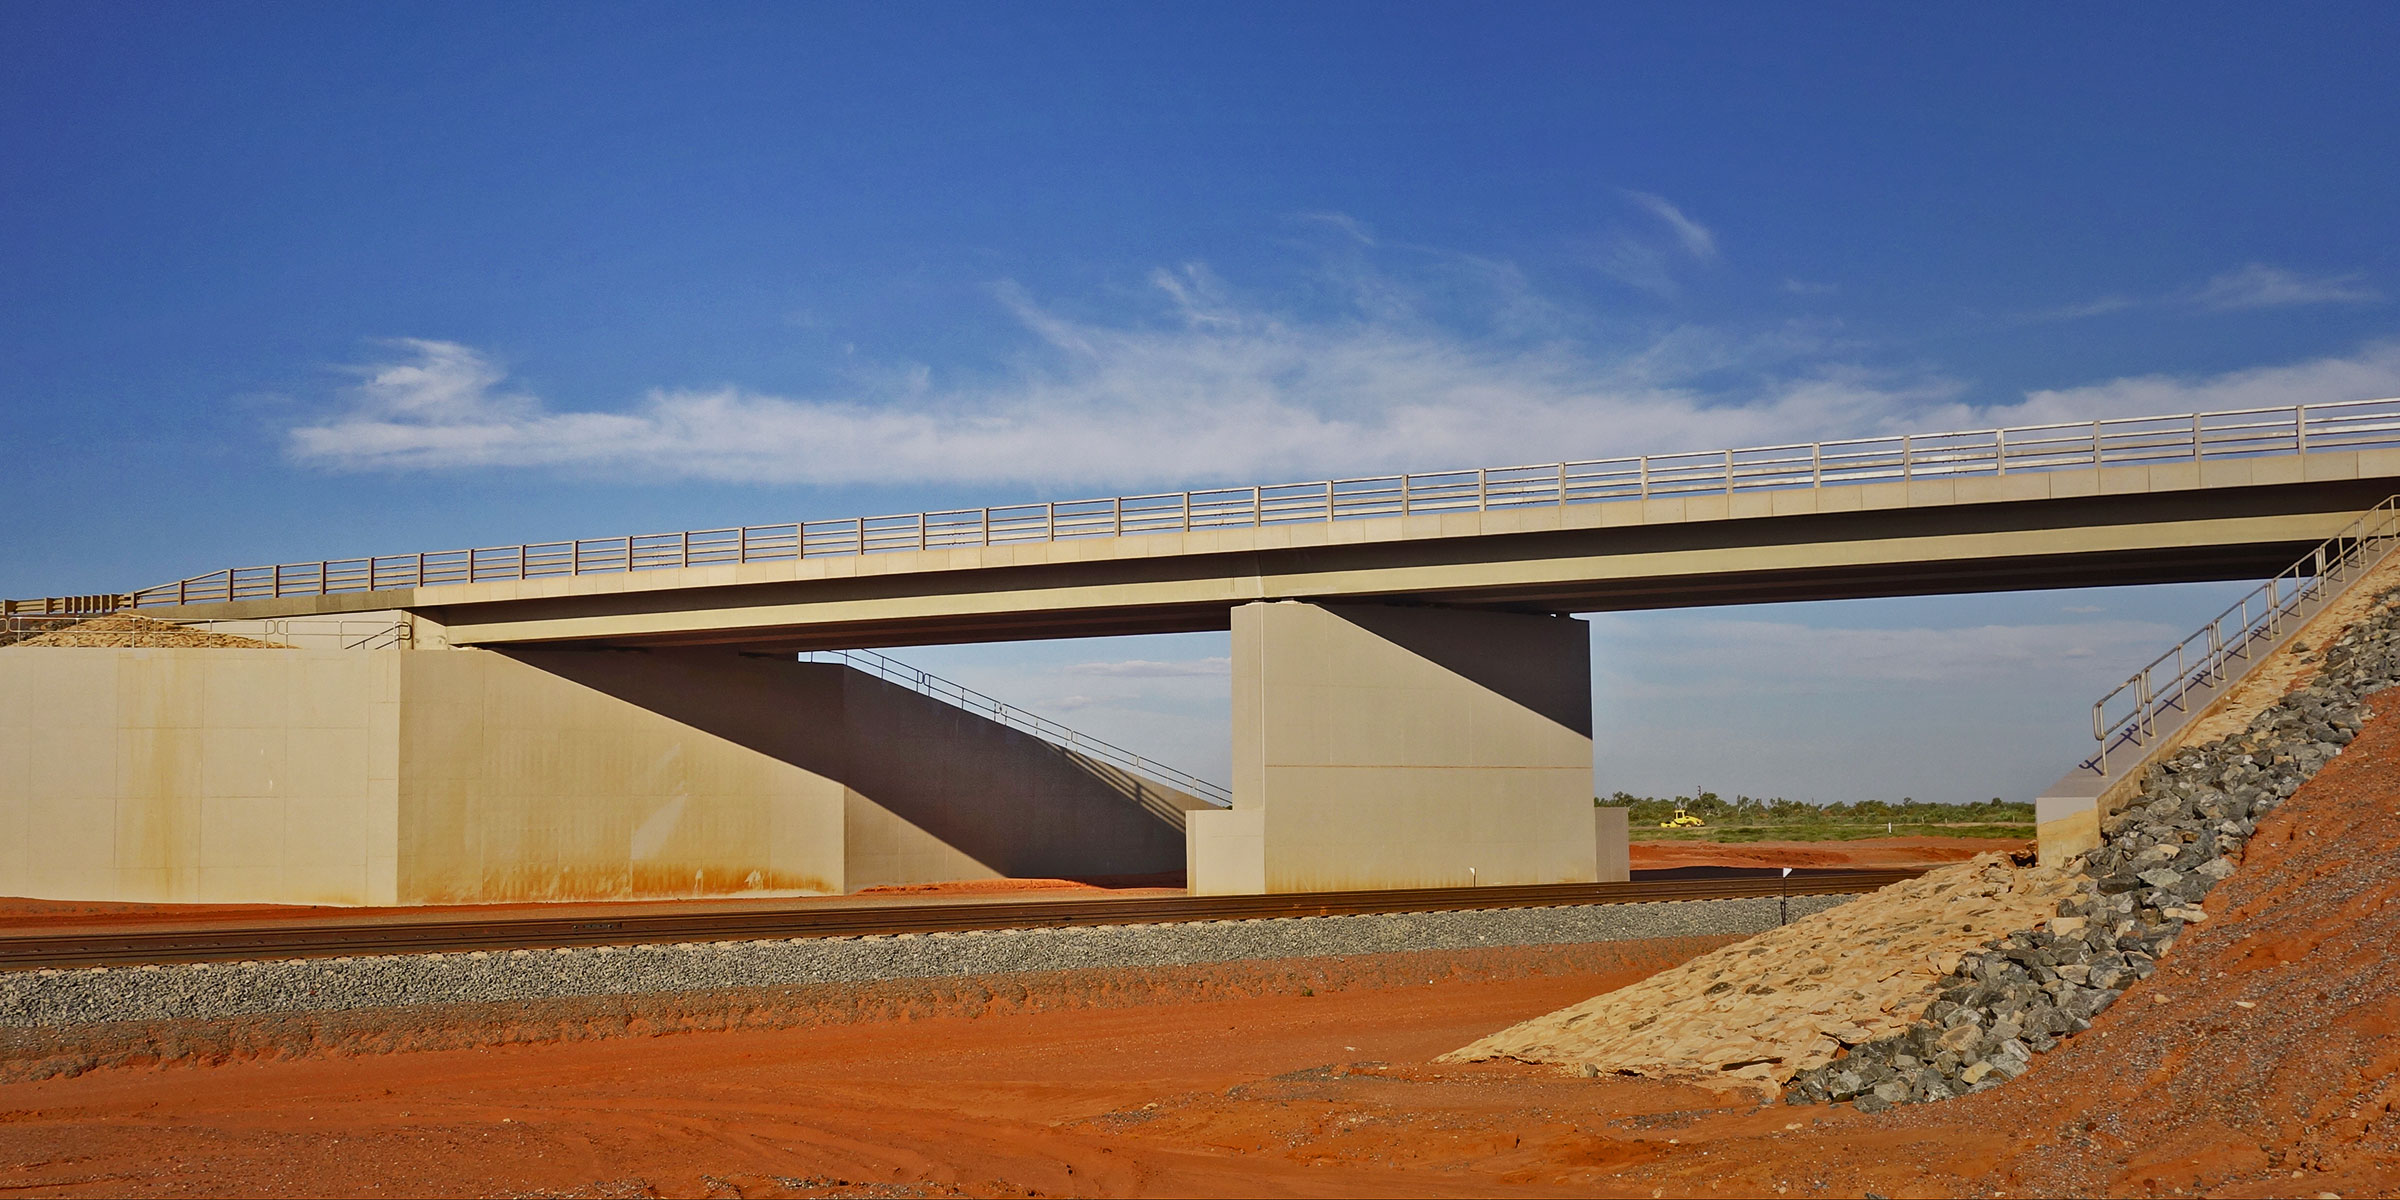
[1631, 834, 2024, 872]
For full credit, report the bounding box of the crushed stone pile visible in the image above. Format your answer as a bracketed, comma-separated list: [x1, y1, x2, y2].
[1780, 585, 2400, 1110]
[1440, 852, 2077, 1093]
[11, 614, 282, 650]
[1453, 575, 2400, 1115]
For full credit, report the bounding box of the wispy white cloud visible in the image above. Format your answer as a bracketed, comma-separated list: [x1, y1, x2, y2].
[1066, 657, 1231, 678]
[2189, 263, 2381, 311]
[288, 261, 1964, 487]
[1622, 190, 1718, 261]
[2018, 295, 2137, 324]
[1964, 338, 2400, 427]
[1587, 191, 1719, 296]
[2013, 263, 2378, 325]
[285, 236, 2400, 492]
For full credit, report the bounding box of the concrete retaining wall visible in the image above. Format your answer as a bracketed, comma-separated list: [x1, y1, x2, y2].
[0, 646, 1200, 906]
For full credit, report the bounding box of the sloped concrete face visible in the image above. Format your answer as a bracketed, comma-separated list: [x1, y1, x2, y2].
[1214, 601, 1597, 894]
[503, 650, 1205, 893]
[0, 646, 1200, 906]
[394, 650, 846, 903]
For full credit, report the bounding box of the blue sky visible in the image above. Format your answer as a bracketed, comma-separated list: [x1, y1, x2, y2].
[6, 4, 2397, 802]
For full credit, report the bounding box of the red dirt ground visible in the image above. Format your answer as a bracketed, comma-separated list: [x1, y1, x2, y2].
[2, 742, 2393, 1198]
[1629, 835, 2027, 872]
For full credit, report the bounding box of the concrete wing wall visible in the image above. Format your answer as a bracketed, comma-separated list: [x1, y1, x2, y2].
[2, 644, 1201, 907]
[505, 650, 1198, 891]
[0, 647, 397, 906]
[395, 650, 846, 903]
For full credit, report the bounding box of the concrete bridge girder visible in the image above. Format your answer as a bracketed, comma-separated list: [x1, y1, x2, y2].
[142, 454, 2400, 657]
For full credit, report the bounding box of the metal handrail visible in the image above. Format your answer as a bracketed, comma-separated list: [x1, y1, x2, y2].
[803, 647, 1233, 808]
[15, 395, 2400, 614]
[2082, 494, 2400, 775]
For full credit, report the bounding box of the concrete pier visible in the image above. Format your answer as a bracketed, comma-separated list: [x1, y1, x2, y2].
[1188, 601, 1598, 894]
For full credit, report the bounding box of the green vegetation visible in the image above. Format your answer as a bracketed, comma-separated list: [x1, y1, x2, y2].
[1599, 790, 2034, 842]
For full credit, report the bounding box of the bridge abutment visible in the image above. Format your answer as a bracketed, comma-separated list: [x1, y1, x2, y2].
[1190, 600, 1603, 895]
[0, 645, 1202, 906]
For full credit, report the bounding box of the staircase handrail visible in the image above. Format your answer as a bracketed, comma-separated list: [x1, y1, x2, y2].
[2084, 494, 2400, 775]
[804, 647, 1233, 808]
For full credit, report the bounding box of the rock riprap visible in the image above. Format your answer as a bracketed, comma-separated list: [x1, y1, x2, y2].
[1441, 853, 2077, 1094]
[1782, 587, 2400, 1111]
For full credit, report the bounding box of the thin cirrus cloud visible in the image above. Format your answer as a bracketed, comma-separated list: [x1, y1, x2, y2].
[285, 253, 2400, 492]
[2188, 263, 2383, 311]
[1586, 190, 1720, 296]
[2025, 264, 2381, 324]
[1065, 657, 1232, 678]
[1621, 190, 1719, 261]
[287, 258, 1972, 488]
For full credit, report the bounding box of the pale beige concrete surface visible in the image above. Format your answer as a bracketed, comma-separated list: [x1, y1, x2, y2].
[2035, 805, 2102, 861]
[420, 509, 2355, 651]
[394, 650, 844, 903]
[1225, 601, 1596, 893]
[1185, 808, 1266, 896]
[0, 648, 392, 905]
[1595, 806, 1629, 883]
[1, 646, 1202, 905]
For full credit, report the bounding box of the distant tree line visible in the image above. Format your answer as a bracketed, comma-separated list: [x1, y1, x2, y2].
[1597, 790, 2033, 826]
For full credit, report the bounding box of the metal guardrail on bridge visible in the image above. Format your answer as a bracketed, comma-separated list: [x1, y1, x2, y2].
[14, 395, 2400, 614]
[805, 647, 1233, 810]
[2082, 494, 2400, 776]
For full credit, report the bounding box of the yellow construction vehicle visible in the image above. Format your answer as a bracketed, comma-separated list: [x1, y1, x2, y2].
[1660, 807, 1706, 829]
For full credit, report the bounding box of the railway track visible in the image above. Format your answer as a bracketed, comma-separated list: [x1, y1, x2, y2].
[0, 870, 1920, 971]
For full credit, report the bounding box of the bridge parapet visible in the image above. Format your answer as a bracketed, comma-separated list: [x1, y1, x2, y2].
[20, 397, 2400, 616]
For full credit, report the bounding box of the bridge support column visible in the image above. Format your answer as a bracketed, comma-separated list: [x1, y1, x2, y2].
[1189, 601, 1597, 895]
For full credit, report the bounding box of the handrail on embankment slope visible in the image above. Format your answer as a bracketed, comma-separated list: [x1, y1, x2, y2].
[2079, 494, 2400, 780]
[805, 647, 1233, 811]
[14, 395, 2400, 614]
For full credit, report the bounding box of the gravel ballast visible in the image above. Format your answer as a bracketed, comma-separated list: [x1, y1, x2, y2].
[2, 893, 1853, 1030]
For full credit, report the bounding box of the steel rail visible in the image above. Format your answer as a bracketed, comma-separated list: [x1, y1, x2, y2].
[0, 869, 1921, 971]
[14, 396, 2400, 616]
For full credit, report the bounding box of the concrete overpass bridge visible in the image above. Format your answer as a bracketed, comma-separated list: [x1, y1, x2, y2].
[43, 400, 2400, 648]
[8, 398, 2400, 905]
